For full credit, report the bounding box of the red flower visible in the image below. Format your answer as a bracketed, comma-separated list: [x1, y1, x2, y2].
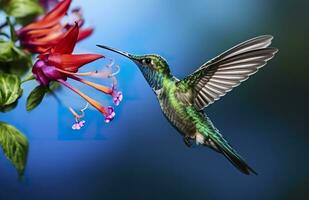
[17, 0, 93, 54]
[32, 24, 121, 123]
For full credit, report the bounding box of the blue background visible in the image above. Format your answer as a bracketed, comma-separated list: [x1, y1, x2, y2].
[0, 0, 308, 199]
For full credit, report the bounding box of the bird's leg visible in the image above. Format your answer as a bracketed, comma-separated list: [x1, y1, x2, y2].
[183, 136, 193, 148]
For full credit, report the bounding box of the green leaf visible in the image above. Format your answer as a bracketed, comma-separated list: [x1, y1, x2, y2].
[0, 56, 32, 77]
[10, 46, 32, 76]
[0, 121, 28, 176]
[26, 85, 47, 111]
[0, 73, 22, 110]
[0, 40, 15, 62]
[0, 101, 18, 113]
[26, 81, 61, 111]
[0, 43, 32, 76]
[3, 0, 43, 25]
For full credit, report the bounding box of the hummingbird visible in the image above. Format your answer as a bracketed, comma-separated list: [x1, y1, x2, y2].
[97, 35, 278, 175]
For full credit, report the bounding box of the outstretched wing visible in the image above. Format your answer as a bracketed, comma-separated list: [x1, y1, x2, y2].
[178, 35, 278, 110]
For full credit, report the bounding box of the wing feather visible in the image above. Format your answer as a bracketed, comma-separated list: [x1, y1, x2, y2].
[178, 35, 278, 110]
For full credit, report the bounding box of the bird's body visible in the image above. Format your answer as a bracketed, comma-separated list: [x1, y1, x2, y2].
[158, 79, 197, 137]
[156, 77, 210, 145]
[97, 35, 278, 175]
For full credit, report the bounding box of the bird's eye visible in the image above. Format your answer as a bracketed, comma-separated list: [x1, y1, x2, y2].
[144, 58, 152, 65]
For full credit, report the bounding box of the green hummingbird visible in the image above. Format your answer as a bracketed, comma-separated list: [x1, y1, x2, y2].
[97, 35, 278, 175]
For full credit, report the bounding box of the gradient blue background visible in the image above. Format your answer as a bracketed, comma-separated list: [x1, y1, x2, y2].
[0, 0, 308, 199]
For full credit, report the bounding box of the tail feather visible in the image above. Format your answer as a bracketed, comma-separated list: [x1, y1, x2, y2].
[203, 115, 257, 175]
[214, 140, 257, 175]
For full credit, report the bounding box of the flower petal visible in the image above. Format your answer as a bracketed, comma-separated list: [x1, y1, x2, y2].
[20, 23, 63, 39]
[77, 28, 93, 42]
[18, 0, 71, 35]
[79, 120, 86, 127]
[31, 30, 63, 43]
[42, 0, 71, 24]
[51, 23, 79, 54]
[20, 23, 77, 54]
[104, 106, 115, 123]
[21, 39, 59, 54]
[112, 91, 123, 106]
[72, 123, 80, 130]
[22, 43, 51, 54]
[47, 53, 104, 72]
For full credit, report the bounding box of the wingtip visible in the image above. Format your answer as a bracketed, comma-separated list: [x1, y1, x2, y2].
[267, 47, 279, 54]
[252, 35, 274, 42]
[261, 34, 274, 40]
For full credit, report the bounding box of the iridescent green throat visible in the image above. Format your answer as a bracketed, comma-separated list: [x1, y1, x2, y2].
[139, 66, 174, 90]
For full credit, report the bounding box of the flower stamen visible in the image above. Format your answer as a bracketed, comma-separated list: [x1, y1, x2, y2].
[58, 79, 111, 116]
[69, 102, 89, 130]
[69, 75, 113, 95]
[55, 68, 98, 77]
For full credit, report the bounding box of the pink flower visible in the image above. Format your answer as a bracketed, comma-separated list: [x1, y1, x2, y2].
[112, 91, 123, 106]
[72, 120, 85, 130]
[104, 107, 115, 123]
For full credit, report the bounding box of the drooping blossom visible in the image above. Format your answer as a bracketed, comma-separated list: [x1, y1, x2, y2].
[17, 0, 93, 53]
[32, 24, 122, 123]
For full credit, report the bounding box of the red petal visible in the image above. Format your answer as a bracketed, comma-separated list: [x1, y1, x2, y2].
[77, 28, 93, 42]
[37, 53, 49, 60]
[22, 42, 53, 54]
[51, 23, 79, 54]
[18, 0, 71, 35]
[24, 46, 48, 54]
[33, 31, 63, 43]
[42, 0, 71, 24]
[21, 33, 64, 54]
[22, 23, 63, 39]
[47, 53, 104, 72]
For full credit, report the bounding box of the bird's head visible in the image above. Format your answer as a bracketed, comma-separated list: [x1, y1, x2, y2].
[97, 45, 171, 90]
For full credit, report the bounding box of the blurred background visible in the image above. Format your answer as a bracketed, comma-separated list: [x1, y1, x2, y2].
[0, 0, 308, 199]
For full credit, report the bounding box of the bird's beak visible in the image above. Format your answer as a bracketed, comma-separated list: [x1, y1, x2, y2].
[96, 44, 136, 61]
